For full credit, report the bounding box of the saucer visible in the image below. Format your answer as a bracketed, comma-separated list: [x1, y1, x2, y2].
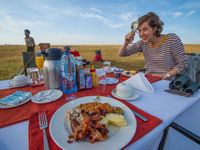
[111, 88, 140, 101]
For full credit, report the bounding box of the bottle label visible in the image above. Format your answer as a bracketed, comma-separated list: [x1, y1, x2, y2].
[64, 77, 71, 90]
[79, 70, 85, 89]
[85, 75, 92, 89]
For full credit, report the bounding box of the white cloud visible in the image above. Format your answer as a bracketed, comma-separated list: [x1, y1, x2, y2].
[0, 6, 51, 32]
[32, 3, 79, 19]
[181, 0, 200, 9]
[171, 12, 183, 18]
[186, 10, 196, 17]
[119, 12, 133, 21]
[79, 12, 127, 28]
[31, 3, 127, 29]
[80, 13, 106, 21]
[90, 8, 102, 13]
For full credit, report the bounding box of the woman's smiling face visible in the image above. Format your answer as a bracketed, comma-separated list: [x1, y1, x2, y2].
[138, 21, 157, 43]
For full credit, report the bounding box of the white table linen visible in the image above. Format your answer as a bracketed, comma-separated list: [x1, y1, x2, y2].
[0, 79, 200, 150]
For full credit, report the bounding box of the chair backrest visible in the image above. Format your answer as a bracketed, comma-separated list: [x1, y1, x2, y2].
[18, 52, 37, 75]
[22, 52, 36, 68]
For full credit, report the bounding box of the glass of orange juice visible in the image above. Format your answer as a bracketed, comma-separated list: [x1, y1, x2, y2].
[35, 52, 44, 83]
[35, 52, 44, 69]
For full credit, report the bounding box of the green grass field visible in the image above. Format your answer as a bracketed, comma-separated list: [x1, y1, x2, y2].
[0, 44, 200, 80]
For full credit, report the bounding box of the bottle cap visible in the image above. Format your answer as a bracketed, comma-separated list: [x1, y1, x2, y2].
[90, 65, 96, 72]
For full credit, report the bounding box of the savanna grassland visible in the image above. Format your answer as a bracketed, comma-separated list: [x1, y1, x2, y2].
[0, 44, 200, 80]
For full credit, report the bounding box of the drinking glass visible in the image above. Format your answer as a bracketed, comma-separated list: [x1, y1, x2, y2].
[35, 52, 44, 83]
[65, 83, 77, 101]
[130, 21, 138, 44]
[96, 70, 106, 92]
[27, 68, 40, 85]
[65, 65, 77, 101]
[35, 52, 44, 69]
[103, 61, 111, 73]
[131, 21, 138, 32]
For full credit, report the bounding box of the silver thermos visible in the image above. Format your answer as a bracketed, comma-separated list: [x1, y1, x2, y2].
[42, 48, 63, 89]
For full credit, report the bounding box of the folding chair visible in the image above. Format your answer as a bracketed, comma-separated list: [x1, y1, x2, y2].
[19, 52, 36, 75]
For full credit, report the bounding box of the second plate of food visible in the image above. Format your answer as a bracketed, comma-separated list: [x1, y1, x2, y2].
[122, 70, 137, 77]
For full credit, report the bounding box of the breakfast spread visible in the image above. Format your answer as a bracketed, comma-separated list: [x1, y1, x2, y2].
[65, 102, 127, 144]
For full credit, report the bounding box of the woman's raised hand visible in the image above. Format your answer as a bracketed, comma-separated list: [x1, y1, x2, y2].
[125, 31, 135, 44]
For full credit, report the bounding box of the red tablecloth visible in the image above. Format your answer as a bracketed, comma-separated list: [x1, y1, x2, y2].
[0, 74, 161, 128]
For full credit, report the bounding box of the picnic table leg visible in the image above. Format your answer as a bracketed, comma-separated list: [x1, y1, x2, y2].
[158, 122, 200, 150]
[158, 126, 170, 150]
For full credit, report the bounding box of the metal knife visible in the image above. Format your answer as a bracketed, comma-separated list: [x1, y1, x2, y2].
[131, 109, 148, 122]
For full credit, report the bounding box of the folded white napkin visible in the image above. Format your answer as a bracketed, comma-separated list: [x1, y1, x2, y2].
[124, 72, 154, 94]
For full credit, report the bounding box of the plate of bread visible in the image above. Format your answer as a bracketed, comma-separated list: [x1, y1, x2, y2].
[50, 96, 137, 150]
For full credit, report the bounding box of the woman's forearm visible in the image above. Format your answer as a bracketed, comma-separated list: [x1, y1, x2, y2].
[152, 68, 179, 79]
[119, 31, 135, 57]
[167, 68, 178, 77]
[160, 68, 179, 79]
[118, 42, 129, 56]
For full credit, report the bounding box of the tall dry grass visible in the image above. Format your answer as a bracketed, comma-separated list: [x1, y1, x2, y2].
[0, 44, 200, 80]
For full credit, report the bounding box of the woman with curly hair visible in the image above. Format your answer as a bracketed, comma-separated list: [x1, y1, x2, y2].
[118, 12, 187, 79]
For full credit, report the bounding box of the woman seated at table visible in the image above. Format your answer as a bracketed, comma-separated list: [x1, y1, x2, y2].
[118, 12, 187, 79]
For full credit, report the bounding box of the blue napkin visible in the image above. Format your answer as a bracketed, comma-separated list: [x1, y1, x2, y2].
[0, 91, 32, 106]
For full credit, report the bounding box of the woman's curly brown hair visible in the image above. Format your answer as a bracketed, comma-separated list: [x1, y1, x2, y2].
[138, 12, 164, 37]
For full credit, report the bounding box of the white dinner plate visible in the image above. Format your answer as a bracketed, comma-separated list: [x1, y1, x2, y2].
[50, 96, 137, 150]
[111, 88, 140, 101]
[31, 89, 63, 104]
[99, 78, 119, 85]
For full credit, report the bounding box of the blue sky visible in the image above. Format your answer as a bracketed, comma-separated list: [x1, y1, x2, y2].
[0, 0, 200, 45]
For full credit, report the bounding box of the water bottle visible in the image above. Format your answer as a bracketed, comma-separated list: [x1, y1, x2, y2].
[61, 50, 77, 94]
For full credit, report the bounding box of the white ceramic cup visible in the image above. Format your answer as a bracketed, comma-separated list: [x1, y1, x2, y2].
[116, 83, 133, 98]
[13, 75, 28, 85]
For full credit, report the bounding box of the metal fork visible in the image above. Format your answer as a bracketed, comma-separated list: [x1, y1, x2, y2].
[39, 112, 50, 150]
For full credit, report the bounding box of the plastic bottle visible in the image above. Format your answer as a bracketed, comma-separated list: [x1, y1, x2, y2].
[90, 65, 96, 87]
[76, 57, 86, 91]
[85, 61, 92, 89]
[61, 50, 77, 94]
